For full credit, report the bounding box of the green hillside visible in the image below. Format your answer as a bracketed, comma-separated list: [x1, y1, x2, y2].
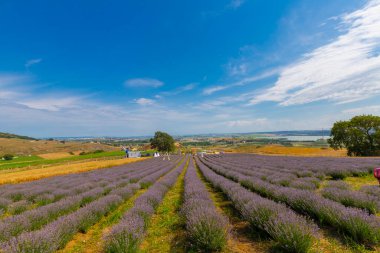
[0, 132, 36, 140]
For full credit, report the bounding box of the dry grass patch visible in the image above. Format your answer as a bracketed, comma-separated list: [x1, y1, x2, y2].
[38, 152, 75, 159]
[0, 137, 117, 156]
[344, 174, 379, 190]
[0, 158, 148, 185]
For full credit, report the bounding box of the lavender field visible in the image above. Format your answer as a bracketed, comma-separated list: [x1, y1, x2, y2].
[0, 153, 379, 253]
[0, 156, 183, 252]
[197, 154, 380, 252]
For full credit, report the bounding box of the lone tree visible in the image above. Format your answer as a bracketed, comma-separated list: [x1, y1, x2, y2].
[150, 131, 175, 152]
[328, 115, 380, 156]
[2, 154, 14, 160]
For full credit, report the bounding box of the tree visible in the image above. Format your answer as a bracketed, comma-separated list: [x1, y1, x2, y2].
[328, 115, 380, 156]
[2, 154, 14, 160]
[150, 131, 175, 152]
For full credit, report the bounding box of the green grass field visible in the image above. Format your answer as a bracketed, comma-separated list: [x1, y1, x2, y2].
[0, 151, 125, 170]
[0, 155, 43, 164]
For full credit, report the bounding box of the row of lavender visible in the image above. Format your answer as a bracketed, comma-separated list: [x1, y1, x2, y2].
[203, 155, 380, 213]
[195, 157, 318, 253]
[103, 156, 187, 252]
[211, 153, 380, 181]
[182, 157, 228, 251]
[204, 155, 323, 190]
[220, 153, 379, 175]
[0, 156, 182, 252]
[321, 181, 380, 214]
[0, 158, 175, 217]
[200, 156, 380, 247]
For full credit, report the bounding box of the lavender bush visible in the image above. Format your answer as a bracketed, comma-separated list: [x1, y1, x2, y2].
[0, 197, 11, 215]
[104, 157, 187, 253]
[7, 200, 30, 215]
[182, 157, 228, 251]
[0, 187, 105, 241]
[289, 177, 321, 190]
[0, 156, 182, 249]
[0, 156, 180, 206]
[196, 157, 317, 253]
[360, 185, 380, 198]
[1, 194, 124, 253]
[200, 156, 380, 247]
[325, 180, 351, 190]
[204, 153, 379, 182]
[321, 187, 380, 214]
[104, 211, 145, 253]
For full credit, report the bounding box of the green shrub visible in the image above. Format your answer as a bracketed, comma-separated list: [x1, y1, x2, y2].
[3, 154, 14, 160]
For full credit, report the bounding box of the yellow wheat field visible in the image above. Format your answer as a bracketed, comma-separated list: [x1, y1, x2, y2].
[0, 157, 148, 185]
[222, 145, 347, 157]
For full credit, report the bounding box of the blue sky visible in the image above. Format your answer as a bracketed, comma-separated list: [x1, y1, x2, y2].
[1, 0, 380, 137]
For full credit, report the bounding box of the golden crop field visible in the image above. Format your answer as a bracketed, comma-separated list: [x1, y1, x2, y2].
[38, 152, 81, 159]
[0, 157, 148, 185]
[221, 144, 347, 157]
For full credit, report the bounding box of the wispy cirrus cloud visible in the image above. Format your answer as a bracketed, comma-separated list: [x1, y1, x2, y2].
[159, 83, 197, 97]
[201, 0, 246, 18]
[124, 78, 163, 88]
[250, 0, 380, 106]
[18, 97, 81, 111]
[0, 73, 29, 86]
[25, 58, 42, 68]
[203, 68, 280, 95]
[0, 73, 31, 99]
[0, 73, 87, 112]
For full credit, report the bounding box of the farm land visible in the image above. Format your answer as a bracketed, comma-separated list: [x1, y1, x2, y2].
[78, 131, 346, 158]
[0, 151, 379, 253]
[0, 137, 153, 184]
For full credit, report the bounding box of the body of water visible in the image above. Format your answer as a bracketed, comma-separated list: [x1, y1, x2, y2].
[258, 135, 326, 141]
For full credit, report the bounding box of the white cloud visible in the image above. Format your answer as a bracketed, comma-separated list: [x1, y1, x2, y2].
[228, 63, 248, 76]
[203, 68, 279, 95]
[0, 73, 28, 86]
[25, 58, 42, 68]
[202, 86, 225, 95]
[0, 91, 20, 99]
[134, 98, 155, 106]
[158, 82, 197, 97]
[124, 78, 163, 88]
[0, 73, 33, 100]
[181, 83, 197, 91]
[19, 97, 81, 111]
[250, 0, 380, 106]
[228, 0, 246, 9]
[0, 73, 85, 111]
[196, 92, 253, 109]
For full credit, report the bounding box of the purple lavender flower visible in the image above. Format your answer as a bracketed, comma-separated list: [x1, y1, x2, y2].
[198, 154, 380, 247]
